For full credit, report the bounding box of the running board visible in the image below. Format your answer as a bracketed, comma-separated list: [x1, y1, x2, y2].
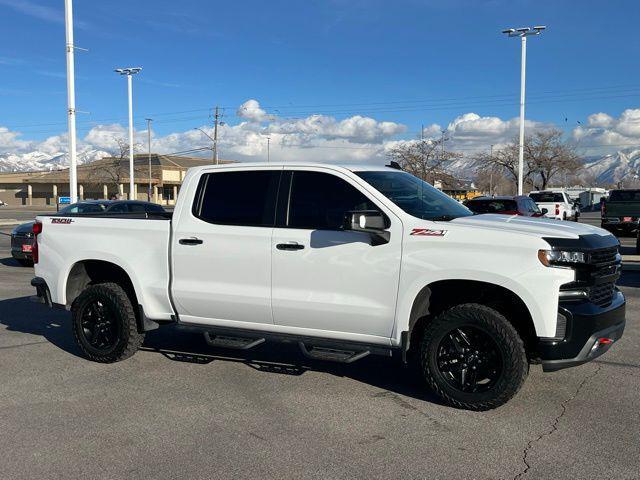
[298, 342, 371, 363]
[203, 332, 265, 350]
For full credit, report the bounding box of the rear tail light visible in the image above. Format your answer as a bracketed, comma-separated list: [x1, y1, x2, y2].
[502, 210, 521, 215]
[32, 221, 42, 264]
[601, 201, 606, 216]
[555, 204, 560, 216]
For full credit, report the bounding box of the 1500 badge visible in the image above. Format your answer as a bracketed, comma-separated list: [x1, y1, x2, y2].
[410, 228, 447, 236]
[51, 218, 73, 224]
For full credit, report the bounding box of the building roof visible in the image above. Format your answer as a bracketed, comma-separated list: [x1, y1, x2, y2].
[0, 154, 232, 184]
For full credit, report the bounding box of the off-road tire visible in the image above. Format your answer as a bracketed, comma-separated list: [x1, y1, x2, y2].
[71, 282, 144, 363]
[420, 303, 528, 411]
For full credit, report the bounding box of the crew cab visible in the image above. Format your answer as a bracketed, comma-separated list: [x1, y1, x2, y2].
[529, 190, 577, 221]
[30, 163, 626, 410]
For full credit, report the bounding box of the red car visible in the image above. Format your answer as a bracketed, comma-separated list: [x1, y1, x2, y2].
[464, 195, 545, 217]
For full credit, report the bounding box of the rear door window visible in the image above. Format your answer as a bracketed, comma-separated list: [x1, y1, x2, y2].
[194, 170, 281, 227]
[609, 190, 640, 202]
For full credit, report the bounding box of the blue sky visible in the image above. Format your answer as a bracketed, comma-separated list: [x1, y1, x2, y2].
[1, 0, 640, 163]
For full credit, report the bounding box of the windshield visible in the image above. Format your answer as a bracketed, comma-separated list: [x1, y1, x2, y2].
[529, 192, 564, 203]
[356, 170, 473, 221]
[466, 199, 518, 214]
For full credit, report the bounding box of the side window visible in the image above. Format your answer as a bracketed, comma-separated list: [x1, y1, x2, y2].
[107, 204, 128, 213]
[194, 170, 280, 227]
[287, 171, 379, 230]
[129, 204, 147, 213]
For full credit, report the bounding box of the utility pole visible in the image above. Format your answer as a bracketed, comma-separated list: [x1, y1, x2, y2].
[64, 0, 78, 203]
[502, 26, 546, 195]
[212, 106, 220, 164]
[114, 67, 142, 199]
[489, 144, 494, 196]
[421, 124, 424, 141]
[146, 118, 152, 202]
[440, 130, 446, 159]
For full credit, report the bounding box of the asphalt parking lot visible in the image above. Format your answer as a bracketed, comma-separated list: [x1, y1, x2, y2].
[0, 207, 639, 479]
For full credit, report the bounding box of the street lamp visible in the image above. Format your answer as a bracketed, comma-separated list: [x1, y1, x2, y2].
[114, 67, 142, 199]
[502, 25, 546, 195]
[194, 128, 217, 164]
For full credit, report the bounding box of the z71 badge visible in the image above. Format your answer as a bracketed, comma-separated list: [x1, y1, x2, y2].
[410, 228, 446, 236]
[51, 218, 74, 224]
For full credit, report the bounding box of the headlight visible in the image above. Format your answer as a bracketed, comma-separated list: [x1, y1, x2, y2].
[538, 249, 586, 267]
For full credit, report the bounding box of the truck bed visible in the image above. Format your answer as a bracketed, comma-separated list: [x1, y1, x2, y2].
[35, 213, 175, 321]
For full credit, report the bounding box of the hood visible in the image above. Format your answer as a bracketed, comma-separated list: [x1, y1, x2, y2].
[448, 214, 606, 240]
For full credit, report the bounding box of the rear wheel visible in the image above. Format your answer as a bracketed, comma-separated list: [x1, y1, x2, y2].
[71, 282, 144, 363]
[420, 303, 528, 411]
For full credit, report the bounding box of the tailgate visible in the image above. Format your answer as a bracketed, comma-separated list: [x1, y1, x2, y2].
[605, 202, 640, 217]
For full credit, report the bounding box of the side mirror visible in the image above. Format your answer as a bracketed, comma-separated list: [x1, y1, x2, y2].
[343, 210, 390, 245]
[541, 208, 548, 214]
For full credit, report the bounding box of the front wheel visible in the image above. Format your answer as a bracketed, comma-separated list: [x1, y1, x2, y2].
[71, 282, 144, 363]
[420, 303, 528, 411]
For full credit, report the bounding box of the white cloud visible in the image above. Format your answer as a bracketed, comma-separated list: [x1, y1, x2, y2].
[572, 108, 640, 150]
[237, 99, 274, 123]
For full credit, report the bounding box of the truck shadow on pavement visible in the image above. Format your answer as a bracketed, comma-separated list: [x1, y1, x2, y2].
[0, 295, 443, 406]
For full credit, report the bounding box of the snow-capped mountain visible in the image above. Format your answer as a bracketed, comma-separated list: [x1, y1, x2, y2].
[0, 148, 111, 173]
[582, 149, 640, 184]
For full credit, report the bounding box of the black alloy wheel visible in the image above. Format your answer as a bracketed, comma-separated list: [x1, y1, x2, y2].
[71, 282, 144, 363]
[420, 303, 528, 411]
[79, 298, 120, 351]
[436, 326, 503, 394]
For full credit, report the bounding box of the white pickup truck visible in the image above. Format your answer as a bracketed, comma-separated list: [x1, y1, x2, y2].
[529, 190, 577, 221]
[31, 163, 625, 410]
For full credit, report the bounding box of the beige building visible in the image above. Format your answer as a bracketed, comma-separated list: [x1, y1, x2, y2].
[0, 154, 232, 206]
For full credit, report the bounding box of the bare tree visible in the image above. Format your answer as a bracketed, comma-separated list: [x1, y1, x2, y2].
[525, 129, 581, 190]
[475, 138, 537, 189]
[477, 131, 582, 192]
[85, 138, 139, 197]
[387, 137, 461, 184]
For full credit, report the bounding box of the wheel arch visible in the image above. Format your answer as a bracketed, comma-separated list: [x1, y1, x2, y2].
[404, 279, 537, 357]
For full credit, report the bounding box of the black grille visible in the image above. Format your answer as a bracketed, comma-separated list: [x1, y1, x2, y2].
[588, 247, 618, 265]
[589, 283, 616, 307]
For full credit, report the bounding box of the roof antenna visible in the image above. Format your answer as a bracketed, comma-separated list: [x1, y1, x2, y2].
[386, 161, 402, 170]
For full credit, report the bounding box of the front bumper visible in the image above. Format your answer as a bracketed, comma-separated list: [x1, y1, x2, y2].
[538, 290, 625, 372]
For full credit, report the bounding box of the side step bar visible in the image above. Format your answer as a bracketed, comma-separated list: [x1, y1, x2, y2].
[203, 332, 266, 350]
[298, 342, 371, 363]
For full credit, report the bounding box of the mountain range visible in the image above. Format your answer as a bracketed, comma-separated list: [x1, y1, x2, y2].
[2, 146, 640, 185]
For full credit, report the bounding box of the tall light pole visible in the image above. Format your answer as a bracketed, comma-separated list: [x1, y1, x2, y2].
[115, 67, 142, 199]
[146, 118, 152, 202]
[64, 0, 78, 203]
[266, 136, 271, 163]
[502, 26, 546, 195]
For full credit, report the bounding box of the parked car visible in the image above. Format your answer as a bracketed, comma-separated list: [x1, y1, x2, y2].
[10, 222, 36, 266]
[31, 163, 625, 411]
[529, 190, 577, 221]
[464, 195, 544, 217]
[10, 200, 165, 266]
[104, 200, 166, 215]
[601, 189, 640, 236]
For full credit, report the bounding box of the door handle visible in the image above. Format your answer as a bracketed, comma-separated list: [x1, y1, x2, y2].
[276, 242, 304, 251]
[179, 237, 203, 245]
